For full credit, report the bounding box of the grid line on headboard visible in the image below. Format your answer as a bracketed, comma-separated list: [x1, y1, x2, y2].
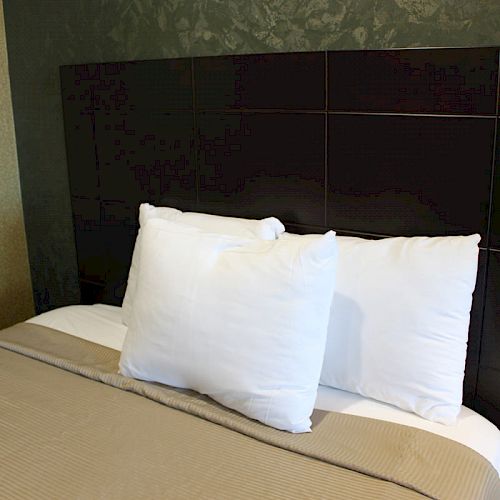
[191, 57, 200, 207]
[485, 53, 500, 249]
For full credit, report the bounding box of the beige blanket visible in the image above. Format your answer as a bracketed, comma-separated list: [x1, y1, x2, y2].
[0, 322, 498, 500]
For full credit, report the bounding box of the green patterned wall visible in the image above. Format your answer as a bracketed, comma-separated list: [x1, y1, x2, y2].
[27, 0, 500, 63]
[3, 0, 500, 311]
[0, 0, 34, 327]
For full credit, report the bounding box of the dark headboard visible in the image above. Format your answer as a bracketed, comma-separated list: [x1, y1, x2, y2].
[60, 47, 500, 427]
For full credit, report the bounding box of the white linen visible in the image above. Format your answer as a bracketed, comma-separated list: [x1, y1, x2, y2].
[121, 204, 285, 326]
[120, 220, 338, 432]
[315, 385, 500, 476]
[283, 233, 480, 424]
[27, 304, 500, 473]
[26, 304, 125, 351]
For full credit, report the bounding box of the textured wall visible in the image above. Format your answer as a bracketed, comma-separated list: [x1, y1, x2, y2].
[3, 0, 500, 312]
[0, 0, 34, 326]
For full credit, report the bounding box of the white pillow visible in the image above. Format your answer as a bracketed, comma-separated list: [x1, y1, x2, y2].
[121, 204, 285, 325]
[119, 219, 338, 432]
[310, 233, 479, 424]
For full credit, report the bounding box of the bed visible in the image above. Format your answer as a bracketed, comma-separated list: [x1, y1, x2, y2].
[0, 300, 497, 499]
[1, 46, 499, 499]
[25, 303, 500, 476]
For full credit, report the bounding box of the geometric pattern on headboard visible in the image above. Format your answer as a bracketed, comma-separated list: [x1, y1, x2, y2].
[60, 47, 500, 426]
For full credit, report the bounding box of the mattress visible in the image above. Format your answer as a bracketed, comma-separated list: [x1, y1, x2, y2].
[28, 304, 500, 475]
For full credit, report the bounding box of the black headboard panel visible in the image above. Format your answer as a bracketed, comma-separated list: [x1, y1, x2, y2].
[60, 47, 500, 426]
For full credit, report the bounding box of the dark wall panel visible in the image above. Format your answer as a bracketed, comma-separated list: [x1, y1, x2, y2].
[475, 251, 500, 422]
[477, 251, 500, 371]
[476, 366, 500, 428]
[60, 48, 500, 427]
[61, 93, 100, 199]
[72, 197, 137, 304]
[72, 197, 103, 283]
[64, 60, 193, 112]
[99, 201, 138, 304]
[463, 250, 488, 407]
[490, 121, 500, 249]
[198, 112, 325, 224]
[327, 114, 495, 239]
[328, 48, 499, 115]
[195, 52, 325, 110]
[61, 62, 198, 299]
[94, 112, 196, 205]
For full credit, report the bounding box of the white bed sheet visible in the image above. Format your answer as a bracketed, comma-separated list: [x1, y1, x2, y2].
[27, 304, 125, 350]
[27, 304, 500, 475]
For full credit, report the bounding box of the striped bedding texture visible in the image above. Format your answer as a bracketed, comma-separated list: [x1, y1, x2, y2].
[0, 323, 498, 500]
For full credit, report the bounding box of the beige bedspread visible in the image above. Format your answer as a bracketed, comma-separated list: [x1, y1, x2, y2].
[0, 322, 498, 500]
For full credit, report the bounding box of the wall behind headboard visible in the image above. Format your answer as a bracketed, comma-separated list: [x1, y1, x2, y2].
[0, 0, 34, 328]
[3, 0, 500, 312]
